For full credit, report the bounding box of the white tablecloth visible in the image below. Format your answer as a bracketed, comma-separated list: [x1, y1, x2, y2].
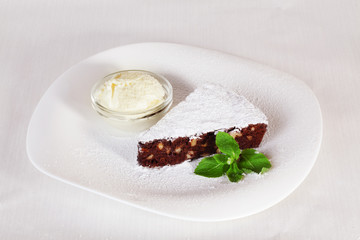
[1, 0, 359, 239]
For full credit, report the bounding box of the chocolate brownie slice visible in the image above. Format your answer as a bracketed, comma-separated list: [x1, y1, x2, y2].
[137, 84, 268, 167]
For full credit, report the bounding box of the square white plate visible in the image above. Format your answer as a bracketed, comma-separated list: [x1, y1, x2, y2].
[27, 42, 322, 221]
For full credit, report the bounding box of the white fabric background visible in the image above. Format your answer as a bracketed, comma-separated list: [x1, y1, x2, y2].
[1, 0, 359, 239]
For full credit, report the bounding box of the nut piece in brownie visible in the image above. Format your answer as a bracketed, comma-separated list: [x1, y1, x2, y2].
[137, 84, 268, 167]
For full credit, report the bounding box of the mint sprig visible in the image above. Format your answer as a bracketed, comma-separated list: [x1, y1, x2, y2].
[194, 131, 271, 183]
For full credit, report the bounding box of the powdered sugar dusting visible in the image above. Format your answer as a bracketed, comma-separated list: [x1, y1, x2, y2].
[139, 84, 267, 142]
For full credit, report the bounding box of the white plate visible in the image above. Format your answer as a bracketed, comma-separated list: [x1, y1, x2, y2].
[26, 42, 322, 221]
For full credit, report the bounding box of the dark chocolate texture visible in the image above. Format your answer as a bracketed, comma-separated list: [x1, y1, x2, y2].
[137, 123, 267, 167]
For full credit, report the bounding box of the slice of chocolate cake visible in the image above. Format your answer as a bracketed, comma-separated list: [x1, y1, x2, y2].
[137, 84, 268, 167]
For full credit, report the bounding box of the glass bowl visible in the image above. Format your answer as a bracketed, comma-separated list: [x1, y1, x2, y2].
[91, 70, 173, 132]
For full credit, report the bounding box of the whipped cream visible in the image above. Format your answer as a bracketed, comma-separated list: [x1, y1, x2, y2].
[94, 71, 165, 113]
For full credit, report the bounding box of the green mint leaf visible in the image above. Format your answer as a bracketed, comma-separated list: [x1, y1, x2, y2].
[194, 156, 227, 178]
[213, 153, 233, 167]
[226, 163, 244, 182]
[238, 149, 271, 174]
[213, 154, 231, 172]
[213, 154, 228, 164]
[216, 132, 241, 160]
[260, 167, 270, 174]
[242, 168, 253, 174]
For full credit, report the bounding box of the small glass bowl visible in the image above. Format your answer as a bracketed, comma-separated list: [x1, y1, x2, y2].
[91, 70, 173, 132]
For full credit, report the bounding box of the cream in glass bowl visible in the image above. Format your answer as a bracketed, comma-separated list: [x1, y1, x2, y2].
[91, 70, 173, 132]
